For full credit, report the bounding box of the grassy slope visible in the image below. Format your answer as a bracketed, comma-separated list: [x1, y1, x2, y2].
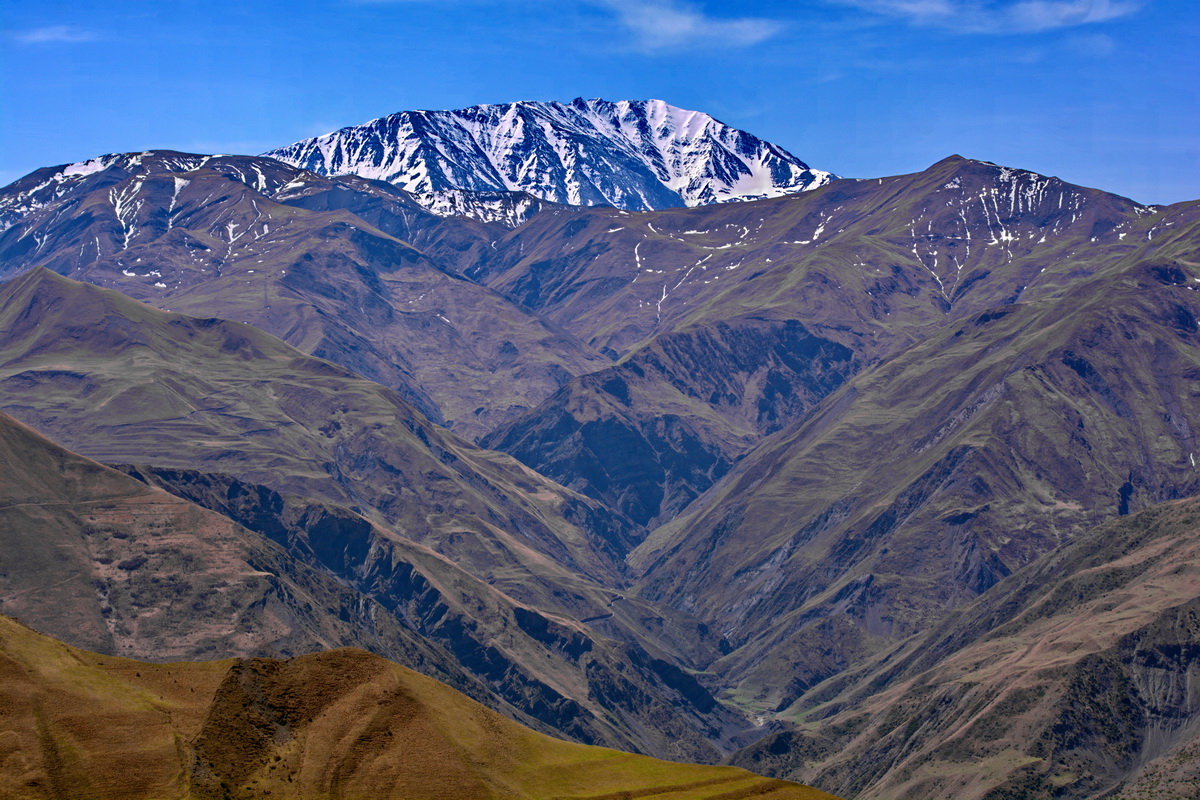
[0, 408, 523, 700]
[480, 157, 1149, 360]
[0, 406, 720, 758]
[0, 614, 837, 800]
[0, 266, 632, 604]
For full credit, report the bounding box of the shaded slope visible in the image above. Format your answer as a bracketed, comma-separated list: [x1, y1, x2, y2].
[0, 266, 632, 584]
[730, 495, 1200, 800]
[484, 318, 856, 526]
[107, 463, 752, 761]
[476, 156, 1151, 359]
[0, 408, 532, 706]
[0, 405, 727, 755]
[0, 614, 838, 800]
[482, 157, 1159, 523]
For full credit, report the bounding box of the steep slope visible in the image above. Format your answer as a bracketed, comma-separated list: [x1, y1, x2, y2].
[0, 404, 743, 756]
[0, 267, 631, 587]
[482, 157, 1158, 523]
[484, 320, 855, 526]
[0, 409, 460, 673]
[730, 495, 1200, 800]
[0, 268, 756, 761]
[627, 199, 1200, 715]
[474, 156, 1151, 357]
[264, 98, 833, 213]
[0, 614, 838, 800]
[0, 151, 606, 438]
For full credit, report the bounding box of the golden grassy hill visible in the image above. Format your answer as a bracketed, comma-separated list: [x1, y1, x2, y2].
[0, 614, 838, 800]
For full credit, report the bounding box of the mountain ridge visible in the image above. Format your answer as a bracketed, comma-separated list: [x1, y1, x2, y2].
[729, 494, 1200, 799]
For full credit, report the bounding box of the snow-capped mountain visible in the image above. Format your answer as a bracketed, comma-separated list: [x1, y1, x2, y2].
[263, 98, 834, 213]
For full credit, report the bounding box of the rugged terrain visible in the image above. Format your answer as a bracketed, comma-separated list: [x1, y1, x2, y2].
[0, 151, 608, 438]
[3, 106, 1200, 798]
[480, 156, 1166, 524]
[730, 495, 1200, 800]
[629, 215, 1200, 711]
[0, 269, 767, 761]
[0, 409, 459, 670]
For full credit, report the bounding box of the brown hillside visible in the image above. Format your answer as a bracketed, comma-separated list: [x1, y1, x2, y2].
[0, 614, 837, 800]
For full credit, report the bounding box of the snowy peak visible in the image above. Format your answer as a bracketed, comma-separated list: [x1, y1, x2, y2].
[263, 98, 834, 214]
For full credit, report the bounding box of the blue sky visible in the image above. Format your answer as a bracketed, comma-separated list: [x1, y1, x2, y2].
[1, 0, 1196, 203]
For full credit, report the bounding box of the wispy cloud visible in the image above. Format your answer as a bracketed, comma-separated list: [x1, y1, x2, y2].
[11, 25, 98, 44]
[1067, 31, 1116, 55]
[591, 0, 785, 50]
[833, 0, 1142, 33]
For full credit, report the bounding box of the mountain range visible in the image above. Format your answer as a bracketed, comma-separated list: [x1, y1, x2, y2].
[1, 97, 1199, 799]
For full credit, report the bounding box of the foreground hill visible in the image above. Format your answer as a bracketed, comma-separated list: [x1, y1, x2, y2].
[730, 494, 1200, 800]
[0, 614, 836, 800]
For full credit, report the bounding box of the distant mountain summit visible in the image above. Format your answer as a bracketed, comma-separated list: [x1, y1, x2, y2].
[262, 98, 834, 212]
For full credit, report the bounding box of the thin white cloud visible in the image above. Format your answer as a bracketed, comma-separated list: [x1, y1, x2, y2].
[12, 25, 98, 44]
[592, 0, 784, 50]
[834, 0, 1142, 33]
[1066, 31, 1116, 55]
[339, 0, 783, 49]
